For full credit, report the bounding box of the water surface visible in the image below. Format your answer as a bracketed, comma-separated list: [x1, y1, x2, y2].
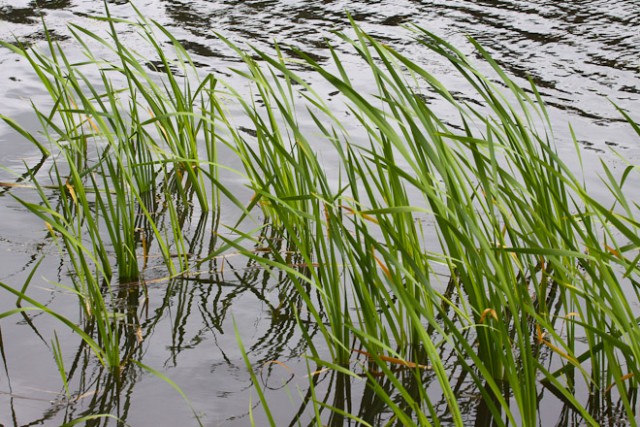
[0, 1, 638, 425]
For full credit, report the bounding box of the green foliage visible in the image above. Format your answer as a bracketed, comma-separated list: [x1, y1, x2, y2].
[1, 6, 639, 426]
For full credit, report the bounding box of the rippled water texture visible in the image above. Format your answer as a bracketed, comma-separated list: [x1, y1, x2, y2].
[2, 1, 639, 140]
[0, 1, 639, 426]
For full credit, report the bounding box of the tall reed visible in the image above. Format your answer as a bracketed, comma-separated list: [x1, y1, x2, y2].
[220, 17, 640, 426]
[0, 6, 638, 426]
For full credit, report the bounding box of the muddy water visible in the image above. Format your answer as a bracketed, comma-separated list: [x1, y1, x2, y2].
[0, 1, 639, 426]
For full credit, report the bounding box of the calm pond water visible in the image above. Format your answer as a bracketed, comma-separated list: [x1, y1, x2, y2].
[0, 1, 639, 426]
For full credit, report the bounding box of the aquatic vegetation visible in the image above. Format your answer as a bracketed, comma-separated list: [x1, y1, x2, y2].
[0, 5, 639, 426]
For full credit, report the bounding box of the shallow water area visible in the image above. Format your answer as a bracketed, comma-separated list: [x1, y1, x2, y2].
[1, 1, 639, 426]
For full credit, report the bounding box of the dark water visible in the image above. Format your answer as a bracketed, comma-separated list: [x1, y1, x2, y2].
[0, 1, 639, 426]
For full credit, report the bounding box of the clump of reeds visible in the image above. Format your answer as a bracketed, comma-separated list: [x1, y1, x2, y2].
[1, 6, 639, 427]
